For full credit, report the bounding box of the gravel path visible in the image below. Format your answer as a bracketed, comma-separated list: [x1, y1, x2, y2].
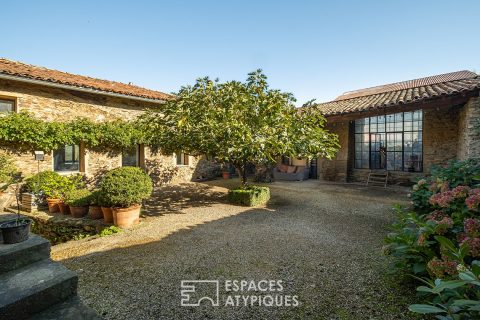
[52, 180, 416, 320]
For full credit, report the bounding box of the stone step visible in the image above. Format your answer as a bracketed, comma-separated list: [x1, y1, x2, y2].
[29, 296, 101, 320]
[0, 259, 78, 320]
[0, 234, 51, 274]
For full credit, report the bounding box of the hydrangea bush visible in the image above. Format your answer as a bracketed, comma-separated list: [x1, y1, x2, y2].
[385, 159, 480, 319]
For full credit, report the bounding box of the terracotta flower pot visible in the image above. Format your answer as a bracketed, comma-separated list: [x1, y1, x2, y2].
[88, 205, 103, 219]
[58, 201, 71, 215]
[112, 204, 141, 229]
[47, 198, 61, 213]
[101, 206, 114, 223]
[222, 172, 230, 179]
[69, 206, 88, 218]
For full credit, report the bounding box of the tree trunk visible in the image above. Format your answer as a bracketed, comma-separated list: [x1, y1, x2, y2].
[235, 161, 248, 187]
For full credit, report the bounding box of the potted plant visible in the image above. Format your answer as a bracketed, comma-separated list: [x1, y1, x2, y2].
[24, 171, 70, 213]
[222, 163, 231, 179]
[64, 189, 91, 218]
[0, 184, 32, 244]
[88, 190, 103, 219]
[98, 191, 114, 223]
[99, 167, 153, 228]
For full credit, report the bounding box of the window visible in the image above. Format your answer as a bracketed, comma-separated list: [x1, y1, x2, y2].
[354, 110, 423, 172]
[0, 98, 15, 113]
[122, 146, 139, 167]
[54, 145, 80, 172]
[175, 152, 189, 166]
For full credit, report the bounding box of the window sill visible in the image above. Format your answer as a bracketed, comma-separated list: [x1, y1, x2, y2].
[55, 171, 81, 175]
[175, 165, 191, 168]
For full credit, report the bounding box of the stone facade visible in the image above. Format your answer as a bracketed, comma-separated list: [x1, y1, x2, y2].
[0, 79, 220, 184]
[458, 97, 480, 160]
[318, 96, 480, 184]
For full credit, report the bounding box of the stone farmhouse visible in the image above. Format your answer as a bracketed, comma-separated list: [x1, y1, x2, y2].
[314, 70, 480, 184]
[0, 59, 218, 184]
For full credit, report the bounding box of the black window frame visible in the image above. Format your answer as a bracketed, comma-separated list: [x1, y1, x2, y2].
[354, 110, 423, 172]
[53, 144, 80, 172]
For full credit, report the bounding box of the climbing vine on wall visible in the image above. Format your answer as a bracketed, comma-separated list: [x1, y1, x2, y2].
[0, 111, 148, 152]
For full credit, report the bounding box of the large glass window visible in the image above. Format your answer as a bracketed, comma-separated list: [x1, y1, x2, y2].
[354, 110, 423, 172]
[54, 145, 80, 172]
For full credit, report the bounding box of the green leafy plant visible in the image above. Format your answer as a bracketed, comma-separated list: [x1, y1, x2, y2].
[89, 189, 101, 206]
[24, 171, 72, 200]
[0, 154, 19, 189]
[227, 185, 270, 206]
[0, 111, 146, 152]
[99, 167, 153, 208]
[64, 189, 92, 207]
[409, 265, 480, 319]
[99, 226, 122, 237]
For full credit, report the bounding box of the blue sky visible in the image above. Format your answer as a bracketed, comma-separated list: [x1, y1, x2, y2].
[1, 0, 479, 105]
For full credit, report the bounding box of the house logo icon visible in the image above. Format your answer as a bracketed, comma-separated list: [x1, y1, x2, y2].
[180, 280, 220, 307]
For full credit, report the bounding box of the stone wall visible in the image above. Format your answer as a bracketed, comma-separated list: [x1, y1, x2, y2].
[0, 79, 220, 183]
[317, 120, 350, 182]
[457, 97, 480, 160]
[318, 102, 475, 184]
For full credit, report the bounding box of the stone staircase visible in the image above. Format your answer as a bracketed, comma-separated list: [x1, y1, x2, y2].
[0, 234, 100, 320]
[366, 170, 389, 188]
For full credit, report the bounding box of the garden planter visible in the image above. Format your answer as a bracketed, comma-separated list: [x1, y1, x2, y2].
[69, 206, 88, 218]
[0, 218, 32, 244]
[222, 172, 230, 179]
[58, 201, 71, 215]
[21, 193, 38, 213]
[88, 205, 103, 219]
[47, 198, 61, 213]
[101, 206, 114, 223]
[112, 204, 141, 228]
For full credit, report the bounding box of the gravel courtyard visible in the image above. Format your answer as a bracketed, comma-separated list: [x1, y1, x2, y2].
[52, 180, 416, 320]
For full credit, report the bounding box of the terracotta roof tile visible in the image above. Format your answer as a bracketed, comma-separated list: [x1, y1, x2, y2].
[314, 71, 480, 116]
[0, 58, 173, 102]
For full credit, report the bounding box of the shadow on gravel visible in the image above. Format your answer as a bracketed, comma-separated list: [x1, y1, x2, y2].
[58, 184, 414, 320]
[143, 183, 227, 217]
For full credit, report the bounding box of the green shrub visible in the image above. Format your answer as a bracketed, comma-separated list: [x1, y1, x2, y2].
[89, 189, 101, 206]
[99, 167, 153, 208]
[24, 171, 74, 200]
[228, 185, 270, 206]
[64, 189, 92, 207]
[99, 226, 122, 237]
[0, 154, 18, 188]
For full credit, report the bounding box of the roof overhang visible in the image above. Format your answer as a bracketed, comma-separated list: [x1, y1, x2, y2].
[0, 73, 167, 105]
[324, 89, 480, 122]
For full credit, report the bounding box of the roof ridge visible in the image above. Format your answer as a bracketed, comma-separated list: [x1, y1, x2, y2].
[334, 70, 478, 102]
[0, 58, 172, 101]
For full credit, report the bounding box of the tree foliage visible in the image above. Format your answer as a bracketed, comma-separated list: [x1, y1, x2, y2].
[140, 70, 339, 185]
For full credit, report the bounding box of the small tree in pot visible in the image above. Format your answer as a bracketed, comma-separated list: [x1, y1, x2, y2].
[88, 190, 103, 219]
[64, 189, 91, 218]
[99, 167, 153, 228]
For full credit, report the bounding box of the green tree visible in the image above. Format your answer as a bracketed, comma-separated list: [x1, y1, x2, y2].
[141, 70, 339, 186]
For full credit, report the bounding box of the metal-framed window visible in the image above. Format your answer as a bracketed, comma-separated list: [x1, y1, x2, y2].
[354, 110, 423, 172]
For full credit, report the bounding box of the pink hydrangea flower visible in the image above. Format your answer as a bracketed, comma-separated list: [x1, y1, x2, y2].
[418, 179, 427, 186]
[464, 218, 480, 237]
[427, 258, 458, 278]
[429, 191, 454, 208]
[452, 185, 470, 199]
[466, 193, 480, 211]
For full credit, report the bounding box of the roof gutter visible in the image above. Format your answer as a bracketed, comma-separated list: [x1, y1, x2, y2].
[0, 73, 166, 105]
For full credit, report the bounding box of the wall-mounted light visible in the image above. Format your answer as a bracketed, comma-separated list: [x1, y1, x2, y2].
[34, 151, 45, 161]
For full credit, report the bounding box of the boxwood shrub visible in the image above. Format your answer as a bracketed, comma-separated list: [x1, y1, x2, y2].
[99, 167, 153, 208]
[228, 185, 270, 206]
[65, 189, 92, 207]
